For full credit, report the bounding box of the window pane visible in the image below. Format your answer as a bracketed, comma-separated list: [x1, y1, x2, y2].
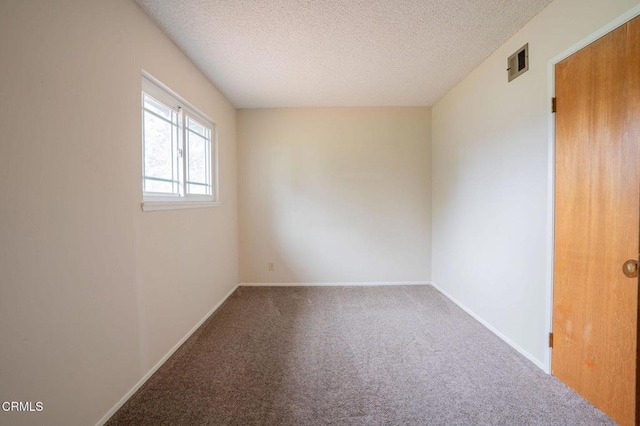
[187, 116, 207, 137]
[144, 112, 173, 180]
[187, 183, 208, 195]
[145, 178, 174, 194]
[187, 132, 206, 183]
[186, 116, 211, 195]
[143, 108, 178, 194]
[143, 94, 172, 120]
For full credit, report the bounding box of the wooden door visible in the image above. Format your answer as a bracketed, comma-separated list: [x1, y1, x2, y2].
[553, 16, 640, 426]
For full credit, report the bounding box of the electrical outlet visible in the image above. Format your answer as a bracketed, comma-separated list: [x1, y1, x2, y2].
[268, 262, 274, 272]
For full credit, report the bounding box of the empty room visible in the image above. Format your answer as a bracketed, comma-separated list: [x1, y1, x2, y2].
[1, 0, 640, 424]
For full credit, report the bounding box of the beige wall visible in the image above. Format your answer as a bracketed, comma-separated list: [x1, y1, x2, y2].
[432, 0, 640, 370]
[238, 108, 431, 284]
[0, 0, 238, 425]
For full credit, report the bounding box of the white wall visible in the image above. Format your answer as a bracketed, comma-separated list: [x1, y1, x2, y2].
[432, 0, 640, 369]
[239, 108, 431, 284]
[0, 1, 238, 425]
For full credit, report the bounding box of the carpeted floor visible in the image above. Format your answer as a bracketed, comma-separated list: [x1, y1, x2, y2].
[106, 285, 613, 425]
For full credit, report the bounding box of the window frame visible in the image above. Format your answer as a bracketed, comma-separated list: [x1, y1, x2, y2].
[141, 72, 219, 212]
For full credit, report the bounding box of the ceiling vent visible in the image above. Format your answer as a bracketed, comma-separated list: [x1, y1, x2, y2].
[507, 43, 529, 82]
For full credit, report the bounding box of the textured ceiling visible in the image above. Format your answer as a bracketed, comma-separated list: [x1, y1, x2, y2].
[135, 0, 553, 108]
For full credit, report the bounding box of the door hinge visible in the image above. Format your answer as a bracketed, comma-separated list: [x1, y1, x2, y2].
[548, 332, 554, 348]
[551, 97, 557, 113]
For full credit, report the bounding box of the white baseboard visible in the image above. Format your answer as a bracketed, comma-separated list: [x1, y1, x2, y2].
[95, 284, 239, 426]
[240, 281, 431, 287]
[430, 282, 547, 373]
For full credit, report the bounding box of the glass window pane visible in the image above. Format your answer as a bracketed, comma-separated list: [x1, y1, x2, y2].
[143, 94, 172, 120]
[187, 183, 208, 195]
[187, 116, 207, 137]
[144, 112, 173, 180]
[143, 107, 178, 195]
[187, 132, 207, 184]
[145, 178, 174, 194]
[186, 116, 211, 196]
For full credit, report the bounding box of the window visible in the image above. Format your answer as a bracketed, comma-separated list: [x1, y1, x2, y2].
[141, 73, 218, 211]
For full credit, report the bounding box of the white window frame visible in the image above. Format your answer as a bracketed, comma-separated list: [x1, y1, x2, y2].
[141, 72, 219, 212]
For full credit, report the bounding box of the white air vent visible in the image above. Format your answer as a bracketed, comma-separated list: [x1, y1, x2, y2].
[507, 43, 529, 82]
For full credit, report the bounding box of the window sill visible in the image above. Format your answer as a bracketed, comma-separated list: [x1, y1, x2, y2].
[141, 200, 220, 212]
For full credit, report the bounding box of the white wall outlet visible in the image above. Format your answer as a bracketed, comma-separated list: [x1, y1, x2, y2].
[268, 262, 274, 272]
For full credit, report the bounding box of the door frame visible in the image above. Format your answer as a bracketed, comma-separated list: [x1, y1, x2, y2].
[545, 4, 640, 375]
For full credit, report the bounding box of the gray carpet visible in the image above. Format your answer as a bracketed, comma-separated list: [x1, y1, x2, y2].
[106, 286, 613, 425]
